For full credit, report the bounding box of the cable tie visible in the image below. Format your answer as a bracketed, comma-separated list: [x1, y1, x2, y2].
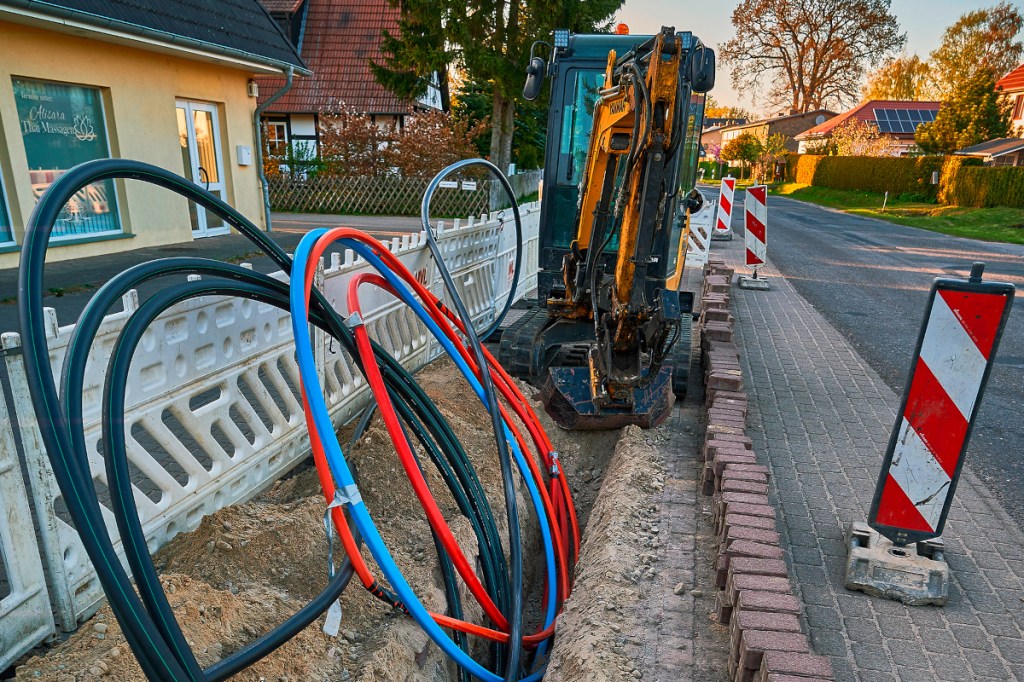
[550, 451, 560, 477]
[344, 311, 364, 329]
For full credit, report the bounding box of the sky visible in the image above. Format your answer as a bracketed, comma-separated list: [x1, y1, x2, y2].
[614, 0, 1011, 113]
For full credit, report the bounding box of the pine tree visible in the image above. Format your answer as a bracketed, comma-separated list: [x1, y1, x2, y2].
[371, 0, 622, 172]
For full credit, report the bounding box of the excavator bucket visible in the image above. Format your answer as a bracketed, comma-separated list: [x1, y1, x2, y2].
[540, 366, 673, 430]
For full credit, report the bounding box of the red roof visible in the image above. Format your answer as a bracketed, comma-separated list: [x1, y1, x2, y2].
[795, 100, 940, 139]
[255, 0, 414, 115]
[997, 63, 1024, 92]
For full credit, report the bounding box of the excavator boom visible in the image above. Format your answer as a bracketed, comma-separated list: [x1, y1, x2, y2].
[499, 26, 715, 429]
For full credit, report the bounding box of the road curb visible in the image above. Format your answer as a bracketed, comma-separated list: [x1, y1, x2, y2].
[697, 257, 835, 682]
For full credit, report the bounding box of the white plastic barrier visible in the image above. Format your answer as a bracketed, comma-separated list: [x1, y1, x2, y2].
[0, 374, 55, 670]
[0, 204, 540, 634]
[685, 198, 716, 269]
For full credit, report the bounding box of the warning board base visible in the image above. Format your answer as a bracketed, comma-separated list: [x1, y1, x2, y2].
[738, 275, 770, 291]
[844, 522, 948, 606]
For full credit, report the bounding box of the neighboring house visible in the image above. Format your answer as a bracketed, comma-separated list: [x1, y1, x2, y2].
[0, 0, 307, 269]
[996, 63, 1024, 133]
[254, 0, 441, 159]
[794, 100, 940, 156]
[955, 138, 1024, 166]
[719, 110, 837, 153]
[700, 125, 729, 161]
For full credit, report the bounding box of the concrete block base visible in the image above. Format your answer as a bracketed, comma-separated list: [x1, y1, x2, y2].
[738, 275, 770, 290]
[712, 231, 734, 241]
[844, 522, 948, 606]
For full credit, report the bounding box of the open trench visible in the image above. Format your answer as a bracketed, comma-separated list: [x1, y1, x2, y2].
[13, 344, 728, 681]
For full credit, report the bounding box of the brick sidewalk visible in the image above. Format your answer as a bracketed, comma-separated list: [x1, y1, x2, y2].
[717, 237, 1024, 681]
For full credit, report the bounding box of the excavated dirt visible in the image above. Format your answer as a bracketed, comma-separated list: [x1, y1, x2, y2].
[543, 426, 667, 682]
[13, 358, 625, 682]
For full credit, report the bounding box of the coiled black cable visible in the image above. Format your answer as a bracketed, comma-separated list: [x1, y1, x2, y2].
[18, 159, 527, 680]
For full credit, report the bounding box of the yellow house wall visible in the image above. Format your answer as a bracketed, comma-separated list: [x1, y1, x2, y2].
[0, 21, 267, 270]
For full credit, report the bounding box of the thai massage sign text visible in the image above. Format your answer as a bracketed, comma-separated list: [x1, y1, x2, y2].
[12, 77, 119, 236]
[13, 79, 107, 153]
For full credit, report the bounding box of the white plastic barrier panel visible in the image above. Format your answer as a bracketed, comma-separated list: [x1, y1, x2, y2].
[685, 198, 716, 268]
[0, 375, 55, 669]
[1, 204, 541, 630]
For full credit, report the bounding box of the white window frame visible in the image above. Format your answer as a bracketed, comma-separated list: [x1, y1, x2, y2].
[13, 78, 122, 242]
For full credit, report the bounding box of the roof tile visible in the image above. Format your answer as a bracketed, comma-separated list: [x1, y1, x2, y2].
[795, 100, 940, 139]
[14, 0, 306, 71]
[997, 63, 1024, 92]
[255, 0, 413, 114]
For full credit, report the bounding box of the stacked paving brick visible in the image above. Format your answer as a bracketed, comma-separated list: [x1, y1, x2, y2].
[697, 258, 834, 682]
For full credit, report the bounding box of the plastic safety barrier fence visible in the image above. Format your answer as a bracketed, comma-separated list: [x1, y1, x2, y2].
[0, 374, 55, 670]
[0, 205, 540, 639]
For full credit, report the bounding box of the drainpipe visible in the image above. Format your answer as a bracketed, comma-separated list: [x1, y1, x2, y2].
[253, 66, 294, 232]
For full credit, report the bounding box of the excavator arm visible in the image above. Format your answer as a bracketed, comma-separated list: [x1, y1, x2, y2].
[550, 27, 691, 407]
[500, 25, 714, 430]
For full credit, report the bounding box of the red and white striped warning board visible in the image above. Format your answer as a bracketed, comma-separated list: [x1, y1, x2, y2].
[714, 176, 735, 237]
[744, 185, 767, 267]
[869, 270, 1014, 545]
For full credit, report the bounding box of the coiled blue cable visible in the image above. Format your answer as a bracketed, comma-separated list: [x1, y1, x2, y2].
[290, 229, 555, 681]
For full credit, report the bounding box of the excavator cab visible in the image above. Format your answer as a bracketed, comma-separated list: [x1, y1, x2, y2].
[498, 28, 713, 429]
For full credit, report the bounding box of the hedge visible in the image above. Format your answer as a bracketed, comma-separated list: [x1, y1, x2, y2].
[785, 155, 947, 199]
[698, 160, 737, 181]
[941, 166, 1024, 208]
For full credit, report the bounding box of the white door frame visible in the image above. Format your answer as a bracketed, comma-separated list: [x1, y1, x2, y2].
[177, 100, 228, 238]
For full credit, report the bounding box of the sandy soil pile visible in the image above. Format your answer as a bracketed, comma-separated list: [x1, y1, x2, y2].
[14, 358, 622, 682]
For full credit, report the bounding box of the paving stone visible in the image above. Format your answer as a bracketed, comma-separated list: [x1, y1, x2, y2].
[950, 624, 993, 651]
[851, 644, 893, 672]
[719, 237, 1024, 681]
[884, 639, 926, 667]
[895, 666, 934, 682]
[964, 650, 1012, 679]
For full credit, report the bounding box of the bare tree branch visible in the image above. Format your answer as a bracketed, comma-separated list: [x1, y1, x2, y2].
[722, 0, 905, 113]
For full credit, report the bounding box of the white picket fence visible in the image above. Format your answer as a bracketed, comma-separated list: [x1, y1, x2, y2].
[0, 205, 540, 670]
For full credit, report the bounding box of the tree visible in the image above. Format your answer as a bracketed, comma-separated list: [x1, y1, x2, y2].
[862, 54, 935, 101]
[721, 0, 904, 113]
[830, 118, 894, 156]
[371, 0, 454, 111]
[452, 78, 547, 169]
[753, 133, 788, 182]
[929, 2, 1024, 99]
[318, 104, 395, 177]
[720, 132, 762, 179]
[915, 68, 1012, 154]
[704, 95, 754, 121]
[384, 109, 491, 177]
[373, 0, 622, 173]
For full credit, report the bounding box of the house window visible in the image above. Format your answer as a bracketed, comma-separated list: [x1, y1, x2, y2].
[266, 119, 288, 156]
[1013, 95, 1024, 121]
[12, 78, 120, 239]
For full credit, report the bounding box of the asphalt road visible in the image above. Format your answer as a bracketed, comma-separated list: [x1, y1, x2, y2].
[702, 184, 1024, 526]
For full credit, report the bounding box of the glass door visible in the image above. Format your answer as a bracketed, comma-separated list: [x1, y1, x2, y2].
[176, 100, 227, 238]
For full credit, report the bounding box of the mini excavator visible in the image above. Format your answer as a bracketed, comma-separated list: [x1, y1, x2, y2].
[497, 26, 715, 429]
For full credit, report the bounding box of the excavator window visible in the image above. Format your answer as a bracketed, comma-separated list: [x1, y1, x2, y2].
[556, 69, 604, 187]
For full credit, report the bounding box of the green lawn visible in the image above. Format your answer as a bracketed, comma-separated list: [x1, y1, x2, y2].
[770, 184, 1024, 245]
